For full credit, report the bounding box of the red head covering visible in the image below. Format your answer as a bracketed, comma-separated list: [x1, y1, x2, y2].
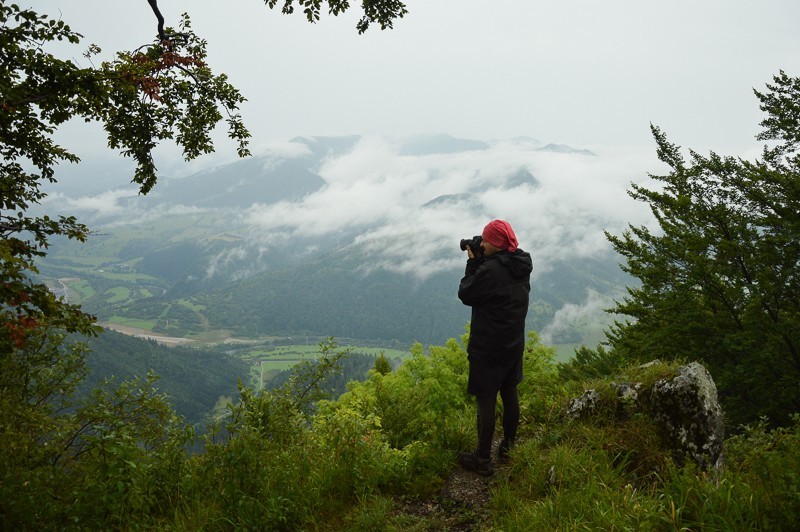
[482, 219, 519, 252]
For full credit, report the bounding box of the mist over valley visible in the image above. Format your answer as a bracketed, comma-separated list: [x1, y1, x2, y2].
[38, 133, 654, 354]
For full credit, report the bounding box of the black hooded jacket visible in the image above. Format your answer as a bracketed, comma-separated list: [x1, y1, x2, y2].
[458, 249, 533, 366]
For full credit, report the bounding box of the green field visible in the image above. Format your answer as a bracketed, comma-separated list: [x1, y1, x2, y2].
[105, 286, 131, 303]
[553, 327, 610, 362]
[177, 299, 206, 312]
[67, 279, 96, 302]
[107, 316, 157, 330]
[244, 344, 409, 362]
[239, 343, 412, 388]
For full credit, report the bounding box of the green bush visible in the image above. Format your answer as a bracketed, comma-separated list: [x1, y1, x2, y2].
[9, 327, 798, 530]
[518, 331, 563, 428]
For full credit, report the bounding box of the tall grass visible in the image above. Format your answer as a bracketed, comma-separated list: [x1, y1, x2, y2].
[6, 332, 799, 530]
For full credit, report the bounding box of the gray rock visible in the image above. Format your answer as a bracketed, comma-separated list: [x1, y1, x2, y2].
[566, 389, 600, 419]
[615, 382, 641, 403]
[651, 362, 725, 469]
[564, 361, 725, 470]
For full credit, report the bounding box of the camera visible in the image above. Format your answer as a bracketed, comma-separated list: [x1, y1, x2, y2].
[459, 235, 483, 256]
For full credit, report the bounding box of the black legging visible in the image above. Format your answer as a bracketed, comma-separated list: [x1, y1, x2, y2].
[476, 381, 520, 459]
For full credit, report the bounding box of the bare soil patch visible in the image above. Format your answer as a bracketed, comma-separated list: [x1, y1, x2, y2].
[395, 440, 508, 530]
[102, 323, 195, 346]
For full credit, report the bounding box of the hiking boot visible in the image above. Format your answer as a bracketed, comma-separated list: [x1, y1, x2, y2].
[458, 450, 494, 477]
[497, 439, 513, 464]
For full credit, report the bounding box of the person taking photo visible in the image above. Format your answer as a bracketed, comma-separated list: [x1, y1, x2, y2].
[457, 219, 532, 476]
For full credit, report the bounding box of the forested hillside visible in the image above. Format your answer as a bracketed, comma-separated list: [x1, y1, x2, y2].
[79, 330, 248, 427]
[199, 247, 629, 346]
[39, 230, 630, 350]
[78, 329, 395, 428]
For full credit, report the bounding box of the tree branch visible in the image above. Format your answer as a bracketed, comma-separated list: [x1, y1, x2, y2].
[147, 0, 167, 42]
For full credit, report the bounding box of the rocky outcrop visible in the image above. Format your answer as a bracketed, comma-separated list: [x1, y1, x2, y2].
[565, 361, 725, 470]
[565, 389, 600, 418]
[651, 362, 724, 469]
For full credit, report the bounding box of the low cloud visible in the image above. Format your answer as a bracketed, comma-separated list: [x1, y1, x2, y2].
[206, 245, 254, 280]
[63, 188, 140, 217]
[540, 289, 614, 345]
[47, 135, 659, 285]
[244, 135, 656, 279]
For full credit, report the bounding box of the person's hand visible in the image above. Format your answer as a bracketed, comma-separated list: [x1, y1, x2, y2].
[467, 245, 475, 259]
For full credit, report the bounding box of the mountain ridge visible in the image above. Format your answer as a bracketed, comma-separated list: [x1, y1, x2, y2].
[40, 133, 631, 351]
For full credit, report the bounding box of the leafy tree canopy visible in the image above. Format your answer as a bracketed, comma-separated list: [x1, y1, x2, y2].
[0, 2, 407, 525]
[264, 0, 408, 33]
[0, 2, 251, 349]
[605, 71, 800, 428]
[0, 0, 408, 351]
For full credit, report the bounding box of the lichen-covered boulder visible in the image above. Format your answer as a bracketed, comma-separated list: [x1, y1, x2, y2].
[651, 361, 725, 469]
[565, 389, 600, 419]
[563, 361, 725, 470]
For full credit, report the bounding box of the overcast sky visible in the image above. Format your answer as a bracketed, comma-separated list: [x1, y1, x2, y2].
[36, 0, 800, 160]
[35, 0, 800, 262]
[31, 1, 800, 338]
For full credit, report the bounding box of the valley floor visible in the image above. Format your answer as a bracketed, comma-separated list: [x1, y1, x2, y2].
[102, 323, 196, 346]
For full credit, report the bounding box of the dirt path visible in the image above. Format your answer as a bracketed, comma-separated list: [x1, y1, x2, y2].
[397, 441, 506, 530]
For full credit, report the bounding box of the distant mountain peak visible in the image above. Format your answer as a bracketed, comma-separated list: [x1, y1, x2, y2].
[289, 135, 362, 162]
[399, 134, 490, 156]
[538, 143, 595, 156]
[142, 155, 325, 209]
[509, 135, 543, 145]
[421, 193, 475, 208]
[505, 168, 540, 189]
